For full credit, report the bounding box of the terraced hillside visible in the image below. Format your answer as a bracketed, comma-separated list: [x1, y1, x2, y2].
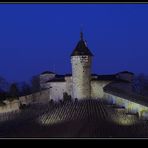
[0, 99, 148, 138]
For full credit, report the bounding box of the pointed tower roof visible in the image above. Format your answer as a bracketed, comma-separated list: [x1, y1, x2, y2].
[71, 32, 93, 56]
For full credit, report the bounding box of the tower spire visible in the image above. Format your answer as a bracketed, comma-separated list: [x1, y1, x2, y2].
[80, 31, 83, 40]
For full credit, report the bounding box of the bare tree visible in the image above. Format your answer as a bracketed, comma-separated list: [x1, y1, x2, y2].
[21, 82, 31, 96]
[0, 76, 10, 101]
[0, 76, 9, 92]
[133, 73, 148, 96]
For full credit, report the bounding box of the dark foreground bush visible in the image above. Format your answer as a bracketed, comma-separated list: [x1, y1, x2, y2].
[63, 92, 72, 103]
[19, 103, 29, 110]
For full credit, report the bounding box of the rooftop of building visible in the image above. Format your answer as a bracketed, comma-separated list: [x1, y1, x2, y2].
[65, 74, 72, 77]
[91, 74, 117, 81]
[71, 32, 93, 57]
[117, 71, 134, 75]
[45, 72, 133, 83]
[48, 78, 66, 82]
[104, 82, 148, 107]
[46, 74, 66, 82]
[41, 71, 55, 75]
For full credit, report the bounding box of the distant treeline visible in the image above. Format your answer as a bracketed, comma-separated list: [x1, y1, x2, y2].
[133, 73, 148, 96]
[0, 75, 40, 102]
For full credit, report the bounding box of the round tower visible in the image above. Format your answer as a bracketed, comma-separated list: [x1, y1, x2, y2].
[71, 32, 93, 100]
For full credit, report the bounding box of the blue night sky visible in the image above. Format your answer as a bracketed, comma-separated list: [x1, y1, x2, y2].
[0, 4, 148, 83]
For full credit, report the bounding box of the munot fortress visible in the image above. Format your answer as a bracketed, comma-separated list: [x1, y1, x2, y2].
[40, 32, 134, 101]
[1, 32, 148, 120]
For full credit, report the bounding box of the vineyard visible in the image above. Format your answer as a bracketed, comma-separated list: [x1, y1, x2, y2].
[0, 99, 148, 138]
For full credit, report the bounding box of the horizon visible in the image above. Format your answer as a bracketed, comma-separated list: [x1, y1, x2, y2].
[0, 4, 148, 83]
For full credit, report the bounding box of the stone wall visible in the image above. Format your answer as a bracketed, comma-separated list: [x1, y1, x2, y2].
[49, 82, 67, 101]
[65, 76, 73, 97]
[19, 89, 50, 105]
[91, 80, 111, 99]
[104, 92, 148, 119]
[0, 99, 20, 113]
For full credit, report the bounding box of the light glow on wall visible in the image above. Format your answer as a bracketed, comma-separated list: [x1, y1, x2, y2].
[111, 113, 138, 126]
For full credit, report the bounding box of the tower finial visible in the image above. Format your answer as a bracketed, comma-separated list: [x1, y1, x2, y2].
[80, 24, 83, 40]
[80, 31, 83, 40]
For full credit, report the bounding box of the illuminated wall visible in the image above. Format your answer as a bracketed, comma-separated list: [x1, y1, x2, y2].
[105, 92, 148, 119]
[19, 89, 50, 105]
[91, 81, 111, 99]
[49, 82, 67, 101]
[65, 76, 73, 97]
[0, 100, 20, 113]
[71, 55, 92, 99]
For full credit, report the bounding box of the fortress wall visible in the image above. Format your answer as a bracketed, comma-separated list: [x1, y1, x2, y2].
[91, 81, 111, 99]
[105, 93, 148, 118]
[0, 100, 20, 113]
[19, 95, 33, 105]
[38, 90, 50, 103]
[19, 96, 27, 105]
[65, 76, 73, 97]
[49, 82, 67, 101]
[19, 89, 50, 105]
[40, 83, 50, 90]
[19, 81, 68, 104]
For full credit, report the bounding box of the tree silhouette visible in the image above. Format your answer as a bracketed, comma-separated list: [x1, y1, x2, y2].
[31, 75, 40, 93]
[21, 82, 31, 96]
[133, 73, 148, 96]
[63, 92, 71, 102]
[9, 83, 19, 99]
